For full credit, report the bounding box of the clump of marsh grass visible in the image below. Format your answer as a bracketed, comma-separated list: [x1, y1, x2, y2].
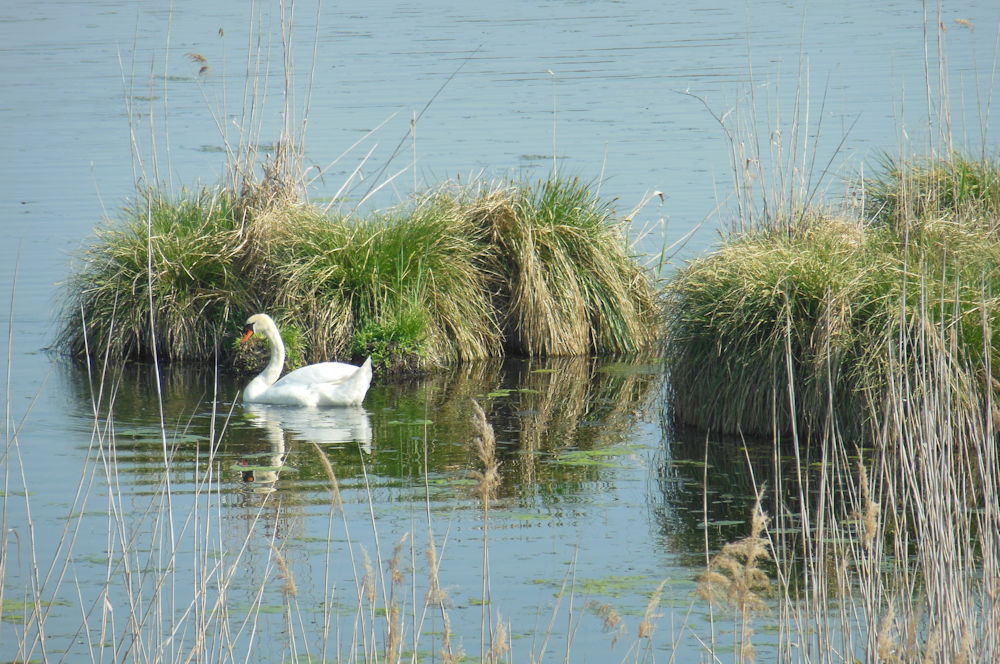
[665, 155, 1000, 438]
[63, 176, 662, 374]
[256, 185, 504, 372]
[665, 212, 885, 437]
[864, 152, 1000, 226]
[476, 177, 662, 357]
[60, 187, 248, 362]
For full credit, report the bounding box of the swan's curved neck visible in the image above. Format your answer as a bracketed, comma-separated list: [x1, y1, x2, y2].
[258, 318, 285, 386]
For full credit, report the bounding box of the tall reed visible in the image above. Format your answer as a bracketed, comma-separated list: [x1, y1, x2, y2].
[695, 268, 1000, 662]
[665, 157, 1000, 438]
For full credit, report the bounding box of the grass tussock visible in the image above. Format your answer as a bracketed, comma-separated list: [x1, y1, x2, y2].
[665, 154, 1000, 438]
[60, 188, 249, 362]
[61, 178, 661, 374]
[865, 152, 1000, 225]
[479, 178, 662, 357]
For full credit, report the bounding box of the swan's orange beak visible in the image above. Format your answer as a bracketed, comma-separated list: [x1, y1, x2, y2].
[241, 327, 254, 343]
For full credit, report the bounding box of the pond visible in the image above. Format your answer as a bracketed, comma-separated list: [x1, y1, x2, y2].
[2, 0, 999, 661]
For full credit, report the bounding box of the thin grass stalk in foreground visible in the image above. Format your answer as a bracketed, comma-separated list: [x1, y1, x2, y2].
[470, 399, 502, 662]
[418, 411, 461, 664]
[741, 277, 1000, 662]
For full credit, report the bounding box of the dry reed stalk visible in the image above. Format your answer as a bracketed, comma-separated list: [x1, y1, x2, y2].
[470, 399, 501, 506]
[638, 579, 668, 640]
[485, 612, 512, 664]
[586, 600, 626, 648]
[385, 532, 409, 662]
[698, 492, 771, 664]
[470, 398, 501, 661]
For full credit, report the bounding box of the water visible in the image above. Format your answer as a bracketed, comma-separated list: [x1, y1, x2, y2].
[2, 0, 999, 661]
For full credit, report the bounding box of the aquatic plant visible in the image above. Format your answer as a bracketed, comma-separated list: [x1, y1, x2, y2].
[665, 155, 1000, 438]
[864, 152, 1000, 225]
[59, 188, 248, 362]
[476, 177, 662, 357]
[253, 185, 502, 371]
[61, 178, 662, 373]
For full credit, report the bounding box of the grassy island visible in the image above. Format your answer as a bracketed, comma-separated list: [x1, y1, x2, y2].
[60, 176, 662, 374]
[665, 154, 1000, 438]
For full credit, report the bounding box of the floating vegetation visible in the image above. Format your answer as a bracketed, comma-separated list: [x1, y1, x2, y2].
[553, 446, 636, 468]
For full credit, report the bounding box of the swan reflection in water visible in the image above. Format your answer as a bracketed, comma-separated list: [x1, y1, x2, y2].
[237, 403, 373, 490]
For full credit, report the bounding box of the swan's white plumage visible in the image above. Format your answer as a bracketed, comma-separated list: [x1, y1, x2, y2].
[241, 313, 372, 407]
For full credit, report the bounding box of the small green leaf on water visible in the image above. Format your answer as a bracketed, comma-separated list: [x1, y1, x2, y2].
[697, 520, 746, 529]
[230, 462, 296, 473]
[507, 511, 550, 522]
[668, 459, 707, 467]
[3, 598, 70, 619]
[578, 573, 652, 598]
[554, 446, 634, 467]
[117, 425, 204, 446]
[257, 604, 285, 615]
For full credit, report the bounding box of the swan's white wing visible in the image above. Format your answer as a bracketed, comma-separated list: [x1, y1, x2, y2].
[277, 361, 362, 386]
[314, 357, 372, 407]
[247, 357, 372, 407]
[244, 382, 321, 407]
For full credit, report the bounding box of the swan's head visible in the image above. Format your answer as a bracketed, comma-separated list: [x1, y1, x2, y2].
[241, 313, 276, 343]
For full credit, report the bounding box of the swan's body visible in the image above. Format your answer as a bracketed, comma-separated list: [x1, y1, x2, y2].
[241, 314, 372, 407]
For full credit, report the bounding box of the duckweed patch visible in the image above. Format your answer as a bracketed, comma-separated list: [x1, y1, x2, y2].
[577, 573, 654, 599]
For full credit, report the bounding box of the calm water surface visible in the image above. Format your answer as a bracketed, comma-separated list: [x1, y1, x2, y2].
[2, 0, 999, 660]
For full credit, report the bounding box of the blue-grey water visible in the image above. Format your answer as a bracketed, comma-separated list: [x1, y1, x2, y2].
[2, 1, 998, 661]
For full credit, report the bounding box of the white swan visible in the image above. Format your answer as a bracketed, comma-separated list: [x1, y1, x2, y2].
[240, 313, 372, 407]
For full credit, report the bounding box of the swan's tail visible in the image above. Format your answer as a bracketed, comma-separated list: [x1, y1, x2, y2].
[318, 356, 372, 406]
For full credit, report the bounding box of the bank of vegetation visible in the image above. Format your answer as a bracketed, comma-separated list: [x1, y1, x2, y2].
[59, 175, 662, 375]
[665, 153, 1000, 439]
